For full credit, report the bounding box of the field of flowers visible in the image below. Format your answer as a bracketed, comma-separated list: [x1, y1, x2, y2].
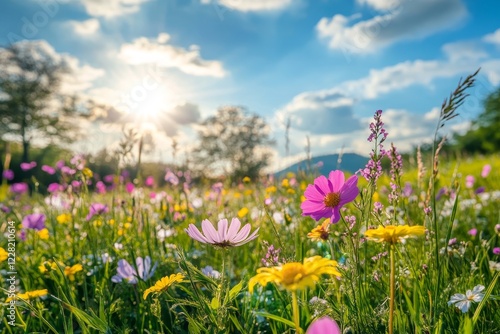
[1, 108, 500, 334]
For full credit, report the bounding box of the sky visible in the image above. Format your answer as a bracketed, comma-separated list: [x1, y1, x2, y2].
[1, 0, 500, 172]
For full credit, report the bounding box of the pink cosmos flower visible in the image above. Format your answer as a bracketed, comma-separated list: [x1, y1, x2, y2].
[301, 170, 359, 223]
[185, 218, 259, 248]
[306, 316, 341, 334]
[126, 182, 135, 194]
[481, 164, 491, 178]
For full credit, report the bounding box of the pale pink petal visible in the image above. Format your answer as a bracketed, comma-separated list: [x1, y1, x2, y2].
[329, 170, 345, 192]
[231, 223, 251, 243]
[201, 219, 219, 243]
[218, 218, 229, 242]
[313, 175, 329, 195]
[227, 218, 242, 239]
[234, 227, 259, 246]
[304, 185, 325, 202]
[185, 225, 209, 243]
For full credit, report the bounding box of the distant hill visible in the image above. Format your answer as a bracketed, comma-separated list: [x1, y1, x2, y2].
[275, 153, 368, 177]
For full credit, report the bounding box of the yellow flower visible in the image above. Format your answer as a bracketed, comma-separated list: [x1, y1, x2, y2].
[6, 289, 48, 302]
[57, 213, 72, 224]
[124, 222, 131, 229]
[38, 228, 49, 240]
[307, 219, 331, 242]
[372, 192, 380, 202]
[364, 225, 426, 245]
[287, 188, 296, 195]
[244, 189, 253, 196]
[242, 176, 251, 183]
[0, 247, 8, 262]
[286, 172, 296, 179]
[64, 264, 83, 281]
[108, 219, 115, 226]
[143, 273, 185, 300]
[266, 186, 277, 194]
[238, 207, 249, 218]
[249, 256, 341, 293]
[281, 178, 290, 188]
[82, 168, 93, 178]
[39, 261, 58, 273]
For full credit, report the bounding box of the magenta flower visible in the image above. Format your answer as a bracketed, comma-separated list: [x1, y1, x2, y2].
[465, 175, 475, 189]
[41, 165, 56, 175]
[10, 182, 29, 194]
[468, 228, 478, 237]
[126, 182, 135, 194]
[301, 170, 359, 223]
[47, 183, 63, 193]
[306, 316, 341, 334]
[164, 170, 179, 186]
[2, 169, 14, 180]
[493, 247, 500, 255]
[86, 203, 109, 220]
[22, 213, 46, 231]
[185, 218, 259, 248]
[20, 161, 37, 171]
[145, 176, 154, 187]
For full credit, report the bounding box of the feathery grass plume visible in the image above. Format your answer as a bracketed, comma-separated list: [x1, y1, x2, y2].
[417, 145, 425, 190]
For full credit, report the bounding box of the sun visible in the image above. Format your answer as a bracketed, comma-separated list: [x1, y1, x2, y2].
[127, 83, 173, 125]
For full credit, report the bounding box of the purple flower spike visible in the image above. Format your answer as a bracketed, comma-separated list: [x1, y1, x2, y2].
[22, 213, 46, 231]
[185, 218, 259, 248]
[306, 316, 341, 334]
[20, 161, 37, 171]
[301, 170, 359, 223]
[86, 203, 109, 220]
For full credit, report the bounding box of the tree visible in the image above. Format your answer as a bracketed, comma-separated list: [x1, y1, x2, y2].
[454, 86, 500, 153]
[0, 41, 81, 162]
[193, 106, 275, 180]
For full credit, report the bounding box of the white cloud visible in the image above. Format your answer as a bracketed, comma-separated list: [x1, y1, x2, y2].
[202, 0, 294, 12]
[119, 34, 227, 78]
[316, 0, 467, 54]
[78, 0, 149, 18]
[67, 18, 100, 36]
[483, 28, 500, 45]
[357, 0, 401, 11]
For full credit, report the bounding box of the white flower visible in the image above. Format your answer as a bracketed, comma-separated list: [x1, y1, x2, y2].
[489, 261, 500, 271]
[201, 266, 221, 279]
[448, 285, 485, 313]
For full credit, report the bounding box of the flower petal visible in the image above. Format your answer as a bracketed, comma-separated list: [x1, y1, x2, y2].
[218, 218, 229, 242]
[328, 170, 345, 192]
[313, 175, 329, 196]
[185, 224, 209, 243]
[232, 223, 251, 243]
[304, 185, 325, 202]
[202, 219, 219, 243]
[227, 218, 242, 239]
[306, 316, 342, 334]
[234, 227, 259, 246]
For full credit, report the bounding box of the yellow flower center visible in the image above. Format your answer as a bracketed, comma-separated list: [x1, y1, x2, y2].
[281, 263, 306, 286]
[323, 192, 340, 207]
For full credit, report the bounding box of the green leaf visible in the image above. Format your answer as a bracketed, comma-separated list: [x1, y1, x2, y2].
[210, 297, 220, 310]
[229, 281, 243, 301]
[255, 311, 296, 328]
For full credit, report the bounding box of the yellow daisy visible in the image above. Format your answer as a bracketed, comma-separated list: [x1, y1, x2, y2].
[143, 273, 185, 300]
[39, 260, 59, 273]
[6, 289, 48, 302]
[307, 219, 331, 242]
[0, 247, 8, 263]
[64, 264, 83, 281]
[364, 225, 426, 245]
[249, 256, 341, 293]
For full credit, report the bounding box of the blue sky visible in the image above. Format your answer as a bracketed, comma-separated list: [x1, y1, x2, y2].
[1, 0, 500, 171]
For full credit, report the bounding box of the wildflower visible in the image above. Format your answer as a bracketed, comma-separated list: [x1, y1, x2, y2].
[481, 164, 491, 178]
[57, 213, 72, 224]
[143, 273, 184, 299]
[248, 256, 341, 293]
[41, 165, 56, 175]
[301, 170, 359, 223]
[126, 182, 135, 194]
[243, 176, 251, 183]
[39, 261, 58, 273]
[306, 316, 341, 334]
[20, 161, 37, 171]
[47, 183, 63, 193]
[364, 225, 425, 245]
[38, 228, 49, 240]
[237, 207, 249, 218]
[82, 167, 93, 178]
[111, 256, 157, 284]
[465, 175, 475, 189]
[307, 220, 330, 242]
[6, 289, 48, 302]
[360, 110, 387, 183]
[145, 176, 155, 187]
[22, 213, 46, 231]
[64, 264, 83, 281]
[261, 242, 282, 267]
[185, 218, 259, 248]
[489, 261, 500, 271]
[164, 169, 179, 185]
[493, 247, 500, 255]
[0, 247, 8, 262]
[86, 203, 109, 220]
[448, 285, 485, 313]
[10, 182, 29, 195]
[468, 228, 478, 237]
[2, 169, 14, 180]
[202, 266, 221, 279]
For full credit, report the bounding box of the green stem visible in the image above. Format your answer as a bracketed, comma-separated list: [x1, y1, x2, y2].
[389, 244, 395, 334]
[291, 291, 302, 333]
